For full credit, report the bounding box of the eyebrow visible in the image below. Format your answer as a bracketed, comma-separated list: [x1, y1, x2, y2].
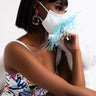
[56, 0, 63, 6]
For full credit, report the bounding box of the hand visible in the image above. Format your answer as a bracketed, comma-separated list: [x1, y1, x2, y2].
[61, 33, 80, 53]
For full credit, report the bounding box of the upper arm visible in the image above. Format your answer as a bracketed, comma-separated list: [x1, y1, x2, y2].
[4, 42, 74, 96]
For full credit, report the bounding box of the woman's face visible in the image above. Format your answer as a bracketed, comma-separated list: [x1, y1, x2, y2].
[36, 0, 67, 20]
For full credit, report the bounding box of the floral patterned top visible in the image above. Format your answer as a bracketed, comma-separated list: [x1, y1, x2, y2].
[1, 40, 62, 96]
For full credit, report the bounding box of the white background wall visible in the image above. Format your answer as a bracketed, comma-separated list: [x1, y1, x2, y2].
[68, 0, 96, 46]
[0, 0, 96, 56]
[0, 0, 26, 57]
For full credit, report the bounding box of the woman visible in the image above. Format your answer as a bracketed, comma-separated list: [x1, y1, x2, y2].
[1, 0, 96, 96]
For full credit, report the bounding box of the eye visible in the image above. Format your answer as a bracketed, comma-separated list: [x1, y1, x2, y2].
[55, 6, 67, 13]
[55, 6, 63, 11]
[64, 10, 67, 13]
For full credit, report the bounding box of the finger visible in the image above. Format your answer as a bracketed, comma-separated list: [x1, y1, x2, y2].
[64, 31, 68, 37]
[61, 35, 64, 40]
[67, 33, 71, 41]
[69, 33, 78, 37]
[64, 36, 70, 43]
[68, 33, 78, 40]
[64, 32, 71, 41]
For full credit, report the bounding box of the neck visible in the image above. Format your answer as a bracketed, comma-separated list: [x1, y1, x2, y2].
[26, 32, 48, 47]
[20, 26, 48, 49]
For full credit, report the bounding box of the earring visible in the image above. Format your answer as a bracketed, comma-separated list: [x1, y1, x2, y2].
[32, 9, 40, 25]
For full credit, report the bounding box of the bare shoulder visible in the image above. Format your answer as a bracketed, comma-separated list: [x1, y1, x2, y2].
[4, 41, 35, 71]
[4, 41, 31, 58]
[4, 41, 31, 53]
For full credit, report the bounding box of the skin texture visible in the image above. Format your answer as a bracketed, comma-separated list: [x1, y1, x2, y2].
[4, 0, 96, 96]
[59, 33, 85, 86]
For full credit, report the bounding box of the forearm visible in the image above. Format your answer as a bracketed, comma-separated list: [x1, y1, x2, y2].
[67, 86, 96, 96]
[71, 49, 85, 87]
[58, 85, 96, 96]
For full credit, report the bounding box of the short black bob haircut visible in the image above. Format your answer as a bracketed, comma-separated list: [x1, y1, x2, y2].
[15, 0, 68, 33]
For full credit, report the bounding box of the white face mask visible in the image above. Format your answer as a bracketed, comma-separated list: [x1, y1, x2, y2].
[39, 2, 66, 35]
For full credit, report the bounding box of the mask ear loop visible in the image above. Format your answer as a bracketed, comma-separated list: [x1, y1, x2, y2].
[39, 2, 48, 13]
[38, 2, 48, 22]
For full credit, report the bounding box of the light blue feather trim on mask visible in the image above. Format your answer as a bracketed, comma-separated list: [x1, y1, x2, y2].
[41, 12, 79, 52]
